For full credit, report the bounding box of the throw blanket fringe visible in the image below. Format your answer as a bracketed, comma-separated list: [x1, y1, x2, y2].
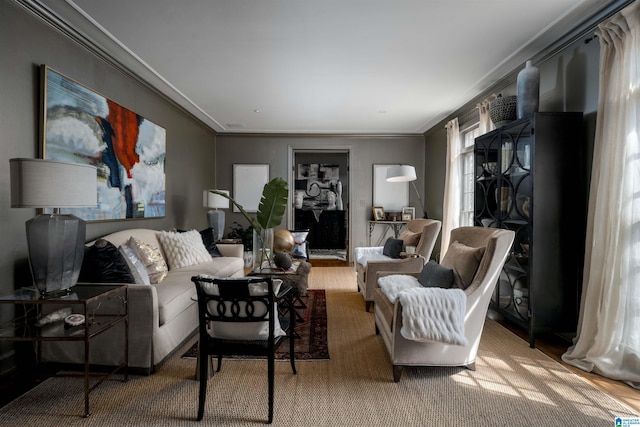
[398, 287, 467, 346]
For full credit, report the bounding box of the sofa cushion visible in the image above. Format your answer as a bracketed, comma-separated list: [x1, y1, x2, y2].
[79, 239, 135, 284]
[440, 241, 486, 290]
[156, 257, 246, 325]
[127, 236, 168, 284]
[418, 260, 454, 289]
[382, 237, 403, 259]
[157, 229, 212, 270]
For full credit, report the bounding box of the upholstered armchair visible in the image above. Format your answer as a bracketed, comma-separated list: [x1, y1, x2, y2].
[354, 219, 441, 312]
[373, 226, 515, 382]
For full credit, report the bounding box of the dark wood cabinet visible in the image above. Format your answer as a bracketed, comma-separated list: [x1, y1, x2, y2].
[294, 209, 346, 250]
[474, 112, 586, 347]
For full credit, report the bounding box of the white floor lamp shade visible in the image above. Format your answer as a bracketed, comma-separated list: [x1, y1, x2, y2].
[386, 164, 427, 218]
[204, 190, 229, 241]
[10, 158, 97, 296]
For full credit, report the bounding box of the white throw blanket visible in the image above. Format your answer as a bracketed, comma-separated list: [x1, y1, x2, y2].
[378, 275, 467, 346]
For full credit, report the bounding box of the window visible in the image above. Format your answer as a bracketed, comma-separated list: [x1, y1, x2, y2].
[460, 125, 480, 226]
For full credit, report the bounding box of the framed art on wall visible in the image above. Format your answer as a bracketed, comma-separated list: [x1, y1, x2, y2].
[41, 65, 166, 221]
[402, 207, 415, 220]
[233, 164, 269, 212]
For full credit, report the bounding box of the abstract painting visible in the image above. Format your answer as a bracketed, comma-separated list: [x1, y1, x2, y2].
[42, 65, 166, 221]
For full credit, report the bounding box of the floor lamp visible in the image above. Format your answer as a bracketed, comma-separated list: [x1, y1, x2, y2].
[10, 158, 97, 296]
[203, 189, 229, 241]
[386, 164, 428, 218]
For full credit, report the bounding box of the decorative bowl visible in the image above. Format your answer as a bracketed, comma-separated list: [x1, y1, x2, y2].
[490, 95, 517, 126]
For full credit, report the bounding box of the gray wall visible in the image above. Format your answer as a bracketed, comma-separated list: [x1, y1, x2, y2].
[216, 135, 425, 253]
[0, 0, 217, 371]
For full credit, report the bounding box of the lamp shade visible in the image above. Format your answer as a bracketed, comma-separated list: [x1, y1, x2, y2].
[203, 189, 230, 209]
[386, 165, 417, 182]
[10, 158, 97, 208]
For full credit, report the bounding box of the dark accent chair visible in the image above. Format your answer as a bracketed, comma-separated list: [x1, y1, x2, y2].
[191, 276, 297, 423]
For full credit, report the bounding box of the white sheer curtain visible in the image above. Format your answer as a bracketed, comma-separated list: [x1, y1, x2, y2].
[441, 118, 461, 256]
[477, 94, 497, 134]
[562, 1, 640, 389]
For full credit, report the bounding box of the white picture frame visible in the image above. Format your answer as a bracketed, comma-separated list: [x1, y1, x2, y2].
[233, 164, 269, 212]
[402, 206, 415, 220]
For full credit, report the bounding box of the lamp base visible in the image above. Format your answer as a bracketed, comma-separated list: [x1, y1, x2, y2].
[26, 213, 86, 296]
[207, 209, 225, 241]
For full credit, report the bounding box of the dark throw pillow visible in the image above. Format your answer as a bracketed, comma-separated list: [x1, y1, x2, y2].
[382, 237, 403, 259]
[418, 260, 455, 288]
[79, 239, 136, 284]
[199, 227, 223, 257]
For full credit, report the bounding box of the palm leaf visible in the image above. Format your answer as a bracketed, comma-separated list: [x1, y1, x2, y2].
[256, 177, 288, 231]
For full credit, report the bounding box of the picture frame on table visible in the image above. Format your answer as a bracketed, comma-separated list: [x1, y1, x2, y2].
[402, 207, 415, 220]
[372, 206, 385, 221]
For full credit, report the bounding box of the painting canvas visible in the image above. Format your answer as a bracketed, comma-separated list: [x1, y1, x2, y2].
[295, 163, 341, 210]
[42, 65, 166, 221]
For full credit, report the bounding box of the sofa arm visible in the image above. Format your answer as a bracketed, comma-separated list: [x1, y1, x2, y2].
[125, 283, 158, 370]
[217, 243, 244, 258]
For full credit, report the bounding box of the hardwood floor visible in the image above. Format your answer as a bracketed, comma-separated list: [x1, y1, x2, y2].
[493, 313, 640, 414]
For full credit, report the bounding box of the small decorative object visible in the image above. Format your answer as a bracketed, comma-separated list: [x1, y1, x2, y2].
[483, 162, 499, 175]
[64, 313, 85, 328]
[517, 60, 540, 119]
[489, 95, 518, 126]
[274, 252, 292, 270]
[273, 229, 295, 253]
[402, 206, 415, 220]
[372, 206, 385, 221]
[336, 180, 344, 210]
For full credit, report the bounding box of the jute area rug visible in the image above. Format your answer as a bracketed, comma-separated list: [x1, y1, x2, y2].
[0, 267, 636, 426]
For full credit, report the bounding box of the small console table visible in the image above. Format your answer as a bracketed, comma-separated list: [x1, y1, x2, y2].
[367, 220, 407, 246]
[0, 284, 128, 417]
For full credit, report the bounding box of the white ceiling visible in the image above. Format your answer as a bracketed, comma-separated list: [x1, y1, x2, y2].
[38, 0, 614, 134]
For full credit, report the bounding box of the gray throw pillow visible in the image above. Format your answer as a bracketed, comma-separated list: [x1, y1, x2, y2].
[418, 260, 454, 288]
[382, 237, 403, 259]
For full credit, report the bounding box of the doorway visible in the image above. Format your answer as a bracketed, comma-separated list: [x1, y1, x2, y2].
[288, 148, 350, 262]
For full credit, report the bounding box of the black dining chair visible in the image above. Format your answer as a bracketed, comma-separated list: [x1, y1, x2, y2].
[191, 276, 296, 423]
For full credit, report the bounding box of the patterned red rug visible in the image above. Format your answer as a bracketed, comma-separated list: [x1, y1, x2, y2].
[182, 289, 329, 360]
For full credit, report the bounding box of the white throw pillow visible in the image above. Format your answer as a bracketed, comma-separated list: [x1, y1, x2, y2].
[157, 230, 212, 270]
[201, 278, 286, 340]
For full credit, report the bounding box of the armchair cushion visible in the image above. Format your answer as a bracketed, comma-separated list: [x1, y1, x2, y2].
[382, 237, 403, 259]
[418, 260, 454, 289]
[399, 229, 421, 247]
[440, 241, 486, 290]
[290, 230, 310, 260]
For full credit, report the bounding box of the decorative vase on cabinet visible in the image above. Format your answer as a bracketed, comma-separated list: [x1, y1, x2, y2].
[516, 60, 540, 119]
[474, 112, 585, 347]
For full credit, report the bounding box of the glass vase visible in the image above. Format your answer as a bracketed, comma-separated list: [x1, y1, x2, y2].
[252, 228, 274, 272]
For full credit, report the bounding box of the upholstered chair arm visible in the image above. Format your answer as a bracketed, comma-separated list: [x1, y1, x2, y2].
[363, 257, 424, 302]
[216, 243, 244, 258]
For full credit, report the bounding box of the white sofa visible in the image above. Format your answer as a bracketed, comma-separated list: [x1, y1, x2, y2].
[42, 228, 245, 374]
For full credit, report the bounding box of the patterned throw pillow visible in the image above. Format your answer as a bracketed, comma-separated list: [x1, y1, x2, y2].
[290, 230, 310, 259]
[157, 230, 213, 270]
[127, 236, 168, 284]
[118, 244, 151, 285]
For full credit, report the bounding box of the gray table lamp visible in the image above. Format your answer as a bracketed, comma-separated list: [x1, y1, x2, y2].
[203, 189, 229, 241]
[10, 158, 97, 296]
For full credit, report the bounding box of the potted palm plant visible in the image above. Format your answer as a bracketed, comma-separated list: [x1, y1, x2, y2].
[211, 177, 287, 271]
